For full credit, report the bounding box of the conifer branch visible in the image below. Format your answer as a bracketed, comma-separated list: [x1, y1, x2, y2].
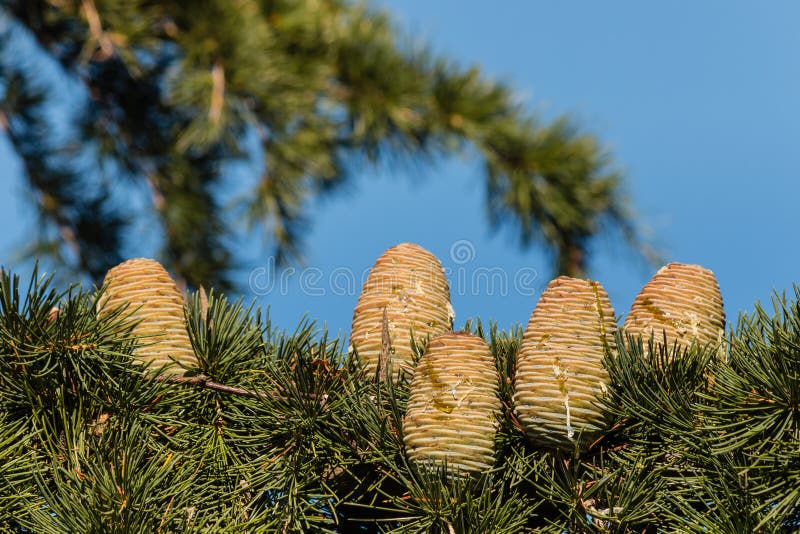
[0, 0, 652, 286]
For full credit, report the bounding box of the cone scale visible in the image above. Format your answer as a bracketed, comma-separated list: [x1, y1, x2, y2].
[350, 243, 454, 378]
[403, 332, 500, 474]
[624, 263, 725, 356]
[98, 258, 196, 372]
[514, 276, 617, 451]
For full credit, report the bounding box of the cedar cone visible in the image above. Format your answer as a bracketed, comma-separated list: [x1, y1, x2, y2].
[403, 332, 500, 474]
[350, 243, 454, 379]
[98, 258, 196, 372]
[514, 276, 617, 450]
[624, 263, 725, 357]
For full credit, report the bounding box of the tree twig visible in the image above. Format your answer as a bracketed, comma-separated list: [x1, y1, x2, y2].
[378, 306, 390, 381]
[209, 60, 226, 125]
[157, 374, 262, 397]
[157, 373, 328, 405]
[81, 0, 115, 60]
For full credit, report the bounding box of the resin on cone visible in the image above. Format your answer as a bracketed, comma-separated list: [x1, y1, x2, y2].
[98, 258, 196, 372]
[514, 276, 617, 450]
[350, 243, 454, 378]
[403, 332, 500, 474]
[624, 263, 725, 357]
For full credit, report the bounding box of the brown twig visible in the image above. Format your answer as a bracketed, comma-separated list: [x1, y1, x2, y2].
[81, 0, 115, 60]
[157, 373, 328, 405]
[157, 374, 263, 398]
[208, 60, 226, 125]
[198, 286, 209, 321]
[378, 307, 390, 381]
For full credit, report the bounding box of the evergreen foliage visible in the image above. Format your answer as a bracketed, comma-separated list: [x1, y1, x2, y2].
[0, 1, 650, 288]
[0, 264, 798, 532]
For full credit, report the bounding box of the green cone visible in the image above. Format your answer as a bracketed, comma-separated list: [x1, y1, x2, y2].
[514, 276, 617, 451]
[624, 262, 725, 358]
[351, 243, 454, 379]
[98, 258, 196, 373]
[404, 332, 500, 475]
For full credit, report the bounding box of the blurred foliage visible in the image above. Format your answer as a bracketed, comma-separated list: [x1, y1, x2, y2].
[0, 264, 798, 531]
[0, 0, 650, 288]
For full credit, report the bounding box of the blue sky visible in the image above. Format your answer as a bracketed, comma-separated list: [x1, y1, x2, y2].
[2, 1, 799, 338]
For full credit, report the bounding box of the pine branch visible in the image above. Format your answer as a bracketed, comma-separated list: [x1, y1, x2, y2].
[2, 0, 652, 286]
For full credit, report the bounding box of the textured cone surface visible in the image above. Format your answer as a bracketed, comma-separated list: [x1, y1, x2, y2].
[624, 263, 725, 355]
[514, 276, 617, 450]
[351, 243, 453, 378]
[98, 258, 196, 372]
[403, 332, 500, 474]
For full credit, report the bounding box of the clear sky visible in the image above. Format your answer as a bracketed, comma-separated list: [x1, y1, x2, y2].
[2, 1, 799, 338]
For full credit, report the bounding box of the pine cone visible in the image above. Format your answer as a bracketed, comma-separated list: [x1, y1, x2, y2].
[98, 258, 196, 373]
[403, 332, 500, 474]
[350, 243, 454, 379]
[624, 263, 725, 357]
[514, 276, 617, 451]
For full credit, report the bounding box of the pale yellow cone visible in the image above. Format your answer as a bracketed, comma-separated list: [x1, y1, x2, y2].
[624, 263, 725, 357]
[514, 276, 617, 451]
[403, 332, 500, 474]
[350, 243, 454, 379]
[98, 258, 196, 373]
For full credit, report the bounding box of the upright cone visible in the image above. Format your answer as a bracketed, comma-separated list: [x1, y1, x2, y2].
[350, 243, 453, 378]
[403, 332, 500, 475]
[624, 263, 725, 356]
[514, 277, 617, 450]
[98, 258, 196, 372]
